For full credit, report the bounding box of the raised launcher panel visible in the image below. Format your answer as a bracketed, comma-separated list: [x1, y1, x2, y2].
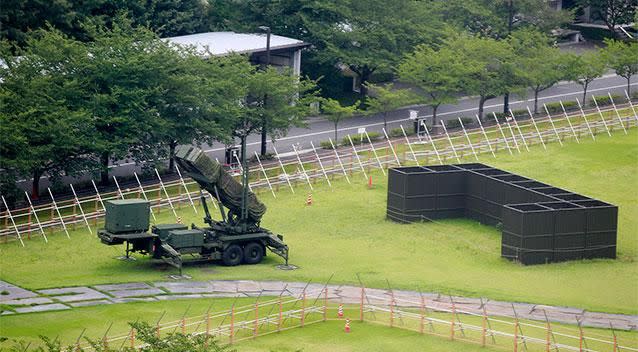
[387, 163, 618, 265]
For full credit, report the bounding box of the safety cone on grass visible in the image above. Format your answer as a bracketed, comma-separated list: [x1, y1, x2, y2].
[306, 193, 313, 206]
[368, 176, 373, 189]
[344, 318, 351, 333]
[337, 304, 344, 318]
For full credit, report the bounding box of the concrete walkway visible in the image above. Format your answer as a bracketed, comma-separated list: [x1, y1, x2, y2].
[1, 280, 636, 331]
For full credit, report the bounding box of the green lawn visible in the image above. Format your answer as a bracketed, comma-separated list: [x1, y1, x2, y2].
[0, 130, 637, 315]
[2, 296, 636, 349]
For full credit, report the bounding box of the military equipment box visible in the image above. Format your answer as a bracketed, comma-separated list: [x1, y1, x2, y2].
[166, 229, 206, 248]
[152, 223, 188, 240]
[105, 199, 150, 234]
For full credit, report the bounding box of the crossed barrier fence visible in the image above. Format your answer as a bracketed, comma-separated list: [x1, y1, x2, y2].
[1, 91, 637, 245]
[63, 283, 637, 352]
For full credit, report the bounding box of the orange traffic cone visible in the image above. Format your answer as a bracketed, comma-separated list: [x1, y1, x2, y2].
[337, 304, 344, 318]
[368, 176, 373, 189]
[306, 193, 313, 206]
[344, 318, 351, 333]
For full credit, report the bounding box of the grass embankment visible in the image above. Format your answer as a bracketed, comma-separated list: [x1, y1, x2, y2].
[0, 130, 636, 316]
[1, 297, 636, 349]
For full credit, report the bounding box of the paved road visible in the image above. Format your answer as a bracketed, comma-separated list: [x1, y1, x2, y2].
[23, 74, 636, 192]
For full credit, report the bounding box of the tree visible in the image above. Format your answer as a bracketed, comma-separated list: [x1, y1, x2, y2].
[600, 39, 638, 95]
[364, 84, 419, 131]
[0, 28, 96, 197]
[577, 0, 637, 39]
[397, 44, 465, 128]
[309, 0, 444, 101]
[509, 29, 571, 114]
[565, 52, 606, 104]
[446, 34, 515, 121]
[321, 98, 359, 142]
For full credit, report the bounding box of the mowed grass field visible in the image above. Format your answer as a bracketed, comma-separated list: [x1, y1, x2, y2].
[0, 129, 637, 315]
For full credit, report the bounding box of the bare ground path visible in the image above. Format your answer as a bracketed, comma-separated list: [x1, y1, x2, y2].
[1, 279, 636, 331]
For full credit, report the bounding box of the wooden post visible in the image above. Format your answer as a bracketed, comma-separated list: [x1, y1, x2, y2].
[419, 295, 425, 335]
[229, 307, 234, 344]
[613, 334, 618, 352]
[254, 301, 259, 337]
[27, 209, 32, 239]
[72, 201, 77, 230]
[323, 287, 328, 322]
[513, 321, 518, 352]
[482, 307, 487, 346]
[278, 297, 283, 332]
[301, 290, 306, 327]
[130, 328, 136, 348]
[359, 286, 364, 322]
[450, 299, 456, 341]
[545, 321, 551, 352]
[205, 311, 211, 344]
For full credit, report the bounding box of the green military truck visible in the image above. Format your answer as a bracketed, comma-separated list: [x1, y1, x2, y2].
[98, 146, 289, 272]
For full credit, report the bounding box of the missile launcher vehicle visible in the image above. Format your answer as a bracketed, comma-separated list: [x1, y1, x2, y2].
[97, 146, 289, 272]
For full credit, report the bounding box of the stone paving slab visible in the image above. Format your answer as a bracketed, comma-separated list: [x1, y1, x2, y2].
[109, 297, 158, 304]
[156, 294, 204, 300]
[3, 297, 53, 305]
[39, 287, 109, 302]
[14, 304, 70, 314]
[208, 281, 239, 293]
[110, 288, 164, 298]
[155, 282, 213, 294]
[69, 300, 113, 308]
[93, 282, 151, 291]
[0, 281, 38, 302]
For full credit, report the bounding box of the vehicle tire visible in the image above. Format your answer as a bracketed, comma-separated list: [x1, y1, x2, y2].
[222, 244, 243, 266]
[243, 242, 264, 265]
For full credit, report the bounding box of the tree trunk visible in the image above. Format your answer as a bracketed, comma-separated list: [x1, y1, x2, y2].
[334, 121, 339, 143]
[432, 104, 439, 131]
[261, 115, 268, 156]
[478, 96, 487, 122]
[383, 112, 387, 131]
[168, 140, 177, 172]
[627, 76, 632, 97]
[31, 169, 43, 200]
[100, 151, 110, 186]
[582, 82, 589, 106]
[503, 93, 510, 114]
[534, 89, 540, 115]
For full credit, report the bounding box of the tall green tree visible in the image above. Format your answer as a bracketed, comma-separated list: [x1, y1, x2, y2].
[321, 98, 359, 142]
[565, 52, 607, 104]
[397, 44, 466, 128]
[0, 28, 95, 197]
[509, 29, 571, 114]
[577, 0, 637, 39]
[446, 34, 516, 121]
[309, 0, 443, 101]
[364, 84, 419, 130]
[600, 39, 638, 95]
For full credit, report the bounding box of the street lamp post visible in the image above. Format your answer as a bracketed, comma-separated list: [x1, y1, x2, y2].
[258, 26, 271, 156]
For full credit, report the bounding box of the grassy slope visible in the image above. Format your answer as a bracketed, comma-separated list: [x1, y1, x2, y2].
[0, 131, 636, 314]
[2, 297, 636, 349]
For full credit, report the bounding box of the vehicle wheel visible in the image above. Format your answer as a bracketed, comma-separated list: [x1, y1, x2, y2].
[222, 244, 243, 266]
[243, 242, 264, 265]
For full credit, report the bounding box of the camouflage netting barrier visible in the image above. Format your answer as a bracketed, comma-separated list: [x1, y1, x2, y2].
[174, 146, 266, 223]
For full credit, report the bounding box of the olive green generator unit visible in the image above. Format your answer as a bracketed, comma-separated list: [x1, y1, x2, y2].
[98, 146, 289, 273]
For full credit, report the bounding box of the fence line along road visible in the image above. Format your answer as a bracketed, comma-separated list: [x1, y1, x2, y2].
[1, 92, 637, 244]
[61, 283, 637, 352]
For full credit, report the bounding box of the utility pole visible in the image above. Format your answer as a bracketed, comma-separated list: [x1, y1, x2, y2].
[259, 26, 271, 156]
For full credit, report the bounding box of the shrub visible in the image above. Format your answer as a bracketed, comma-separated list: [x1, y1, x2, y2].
[444, 117, 475, 129]
[590, 94, 625, 107]
[544, 101, 578, 114]
[320, 141, 335, 150]
[343, 131, 381, 145]
[389, 127, 413, 138]
[631, 90, 638, 100]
